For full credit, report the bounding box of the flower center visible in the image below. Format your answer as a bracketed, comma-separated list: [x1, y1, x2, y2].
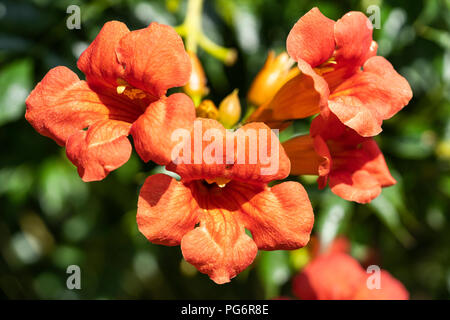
[205, 177, 231, 188]
[116, 79, 147, 100]
[313, 57, 337, 76]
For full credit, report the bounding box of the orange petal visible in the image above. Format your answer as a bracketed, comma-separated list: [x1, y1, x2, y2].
[334, 11, 373, 71]
[181, 208, 258, 284]
[137, 174, 200, 246]
[311, 114, 396, 203]
[328, 170, 382, 204]
[233, 181, 314, 250]
[328, 56, 413, 137]
[293, 253, 366, 300]
[25, 66, 110, 146]
[232, 122, 291, 183]
[66, 119, 132, 182]
[131, 93, 196, 165]
[77, 21, 129, 90]
[116, 22, 191, 98]
[168, 119, 290, 184]
[353, 270, 409, 300]
[248, 60, 328, 124]
[286, 7, 335, 67]
[328, 141, 396, 204]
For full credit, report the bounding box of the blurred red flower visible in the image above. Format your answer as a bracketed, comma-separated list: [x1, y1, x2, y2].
[293, 252, 409, 300]
[26, 21, 194, 181]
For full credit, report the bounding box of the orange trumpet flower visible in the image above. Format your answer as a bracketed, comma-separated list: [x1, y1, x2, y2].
[137, 119, 314, 284]
[26, 21, 194, 181]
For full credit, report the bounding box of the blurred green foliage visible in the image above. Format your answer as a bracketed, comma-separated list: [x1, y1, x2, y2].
[0, 0, 449, 299]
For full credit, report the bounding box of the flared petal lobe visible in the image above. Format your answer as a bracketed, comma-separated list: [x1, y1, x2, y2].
[116, 22, 191, 98]
[77, 21, 129, 90]
[25, 66, 110, 146]
[137, 174, 200, 246]
[131, 93, 196, 165]
[168, 119, 291, 184]
[181, 208, 258, 284]
[333, 11, 373, 73]
[66, 119, 132, 182]
[286, 7, 335, 67]
[233, 181, 314, 250]
[327, 56, 413, 137]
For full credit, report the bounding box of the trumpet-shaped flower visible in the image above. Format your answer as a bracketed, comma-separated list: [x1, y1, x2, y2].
[283, 114, 396, 203]
[250, 8, 412, 137]
[137, 118, 314, 284]
[26, 21, 194, 181]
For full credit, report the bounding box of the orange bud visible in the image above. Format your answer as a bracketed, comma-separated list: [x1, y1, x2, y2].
[196, 99, 219, 120]
[183, 51, 209, 105]
[247, 51, 299, 106]
[219, 89, 241, 128]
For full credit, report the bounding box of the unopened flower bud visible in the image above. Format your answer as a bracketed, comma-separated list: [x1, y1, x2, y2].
[247, 51, 299, 106]
[219, 89, 241, 129]
[183, 51, 209, 106]
[196, 99, 219, 120]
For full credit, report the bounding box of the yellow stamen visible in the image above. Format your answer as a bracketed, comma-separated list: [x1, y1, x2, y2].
[313, 57, 337, 75]
[116, 85, 126, 94]
[115, 78, 147, 100]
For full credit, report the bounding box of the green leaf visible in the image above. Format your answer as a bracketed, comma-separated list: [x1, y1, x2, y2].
[368, 191, 415, 247]
[257, 250, 290, 299]
[0, 59, 32, 126]
[316, 190, 353, 252]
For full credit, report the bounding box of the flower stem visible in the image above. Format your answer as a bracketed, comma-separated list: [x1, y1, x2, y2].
[176, 0, 237, 65]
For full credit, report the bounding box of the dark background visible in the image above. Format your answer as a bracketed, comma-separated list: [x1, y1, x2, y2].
[0, 0, 449, 299]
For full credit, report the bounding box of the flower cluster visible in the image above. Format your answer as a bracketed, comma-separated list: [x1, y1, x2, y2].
[25, 6, 412, 293]
[250, 8, 412, 203]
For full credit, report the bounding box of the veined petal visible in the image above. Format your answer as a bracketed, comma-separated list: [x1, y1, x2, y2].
[287, 7, 335, 67]
[328, 169, 382, 204]
[137, 174, 200, 246]
[116, 22, 191, 98]
[77, 21, 129, 90]
[181, 208, 258, 284]
[168, 119, 290, 184]
[232, 122, 291, 183]
[353, 270, 409, 300]
[232, 181, 314, 250]
[25, 66, 110, 146]
[131, 93, 196, 165]
[328, 56, 413, 137]
[334, 11, 373, 72]
[167, 118, 229, 181]
[66, 119, 132, 182]
[293, 253, 366, 300]
[359, 140, 397, 187]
